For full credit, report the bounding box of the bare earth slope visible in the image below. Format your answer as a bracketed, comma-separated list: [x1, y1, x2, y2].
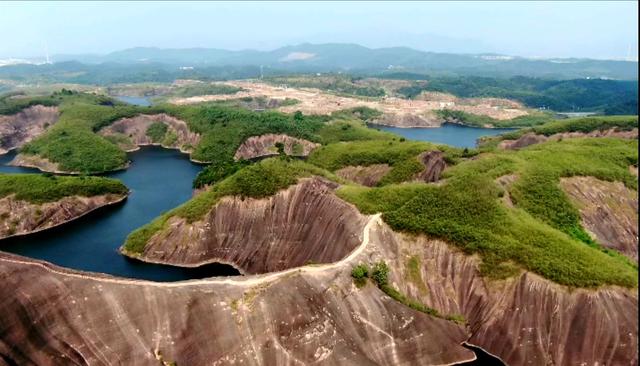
[234, 134, 319, 161]
[0, 105, 59, 154]
[0, 194, 127, 239]
[0, 214, 476, 366]
[125, 178, 368, 274]
[560, 176, 638, 261]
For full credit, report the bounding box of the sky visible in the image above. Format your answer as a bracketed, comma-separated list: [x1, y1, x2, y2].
[0, 1, 637, 60]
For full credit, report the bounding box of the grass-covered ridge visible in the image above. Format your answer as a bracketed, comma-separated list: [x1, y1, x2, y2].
[338, 137, 638, 288]
[0, 174, 128, 204]
[436, 109, 553, 128]
[123, 158, 341, 254]
[478, 115, 639, 149]
[308, 138, 471, 186]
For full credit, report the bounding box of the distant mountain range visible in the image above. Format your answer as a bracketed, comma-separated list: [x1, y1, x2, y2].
[1, 43, 637, 81]
[51, 43, 638, 80]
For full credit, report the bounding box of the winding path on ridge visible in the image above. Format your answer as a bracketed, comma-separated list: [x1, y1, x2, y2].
[0, 214, 382, 288]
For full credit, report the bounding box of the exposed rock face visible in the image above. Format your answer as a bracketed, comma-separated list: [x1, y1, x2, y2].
[128, 178, 369, 274]
[560, 176, 638, 261]
[234, 134, 319, 161]
[0, 214, 475, 366]
[335, 164, 391, 187]
[0, 105, 59, 154]
[371, 112, 440, 128]
[414, 151, 446, 182]
[499, 128, 639, 150]
[99, 114, 200, 153]
[374, 227, 638, 366]
[0, 194, 126, 238]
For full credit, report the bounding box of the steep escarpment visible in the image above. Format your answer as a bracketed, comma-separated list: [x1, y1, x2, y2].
[560, 176, 638, 261]
[0, 215, 475, 366]
[99, 114, 200, 154]
[126, 178, 368, 274]
[0, 105, 59, 154]
[234, 134, 319, 160]
[370, 224, 638, 366]
[0, 194, 126, 238]
[499, 127, 638, 150]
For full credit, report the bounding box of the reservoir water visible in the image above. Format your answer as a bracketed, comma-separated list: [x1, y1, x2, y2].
[0, 147, 240, 281]
[114, 95, 152, 106]
[370, 123, 514, 148]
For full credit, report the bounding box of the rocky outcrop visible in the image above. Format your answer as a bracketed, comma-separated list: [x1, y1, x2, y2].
[99, 114, 200, 154]
[414, 151, 446, 182]
[560, 176, 638, 261]
[335, 164, 391, 187]
[373, 226, 638, 366]
[0, 105, 59, 154]
[499, 128, 639, 150]
[234, 134, 319, 161]
[0, 193, 126, 238]
[126, 178, 369, 274]
[0, 215, 475, 366]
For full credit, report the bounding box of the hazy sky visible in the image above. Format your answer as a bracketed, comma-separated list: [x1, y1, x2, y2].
[0, 1, 637, 60]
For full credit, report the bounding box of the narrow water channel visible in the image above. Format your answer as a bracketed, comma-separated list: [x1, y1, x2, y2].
[0, 147, 240, 281]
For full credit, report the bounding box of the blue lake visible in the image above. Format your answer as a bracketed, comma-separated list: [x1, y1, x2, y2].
[115, 95, 152, 106]
[0, 147, 240, 281]
[369, 123, 514, 148]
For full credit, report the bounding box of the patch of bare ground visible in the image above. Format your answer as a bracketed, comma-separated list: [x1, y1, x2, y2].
[170, 81, 529, 127]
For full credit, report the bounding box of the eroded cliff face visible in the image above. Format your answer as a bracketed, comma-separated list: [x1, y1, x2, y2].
[335, 164, 391, 187]
[0, 175, 637, 365]
[371, 112, 441, 128]
[129, 178, 368, 274]
[499, 128, 639, 150]
[0, 215, 476, 366]
[414, 151, 446, 183]
[371, 226, 638, 366]
[0, 194, 126, 239]
[560, 176, 638, 261]
[234, 134, 319, 161]
[0, 105, 59, 154]
[99, 114, 200, 154]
